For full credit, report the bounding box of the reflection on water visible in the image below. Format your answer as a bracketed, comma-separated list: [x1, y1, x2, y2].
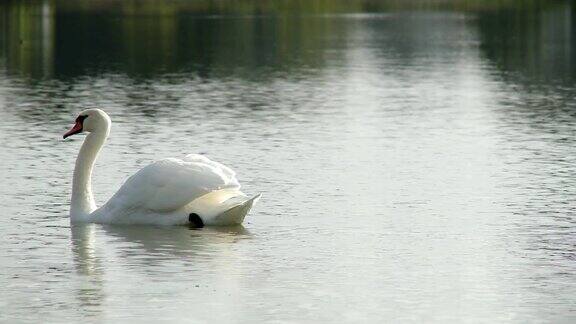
[100, 224, 250, 262]
[70, 224, 105, 319]
[477, 1, 574, 83]
[65, 224, 251, 321]
[1, 0, 572, 79]
[1, 0, 576, 322]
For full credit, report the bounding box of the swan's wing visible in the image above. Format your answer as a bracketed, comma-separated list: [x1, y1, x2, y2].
[184, 153, 237, 184]
[105, 155, 240, 214]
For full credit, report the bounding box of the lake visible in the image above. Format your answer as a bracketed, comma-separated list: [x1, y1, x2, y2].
[1, 0, 576, 322]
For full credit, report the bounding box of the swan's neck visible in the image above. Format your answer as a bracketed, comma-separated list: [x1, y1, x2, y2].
[71, 129, 108, 221]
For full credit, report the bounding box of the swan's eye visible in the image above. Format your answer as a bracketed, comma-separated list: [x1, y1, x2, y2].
[76, 115, 88, 124]
[64, 115, 89, 139]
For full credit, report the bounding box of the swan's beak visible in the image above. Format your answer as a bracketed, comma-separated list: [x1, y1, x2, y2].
[63, 122, 83, 139]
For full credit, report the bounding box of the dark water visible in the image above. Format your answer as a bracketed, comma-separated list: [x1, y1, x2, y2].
[1, 1, 576, 322]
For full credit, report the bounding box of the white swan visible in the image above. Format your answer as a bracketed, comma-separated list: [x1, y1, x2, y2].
[63, 109, 260, 227]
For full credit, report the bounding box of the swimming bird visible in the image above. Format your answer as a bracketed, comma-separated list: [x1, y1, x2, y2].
[63, 109, 260, 227]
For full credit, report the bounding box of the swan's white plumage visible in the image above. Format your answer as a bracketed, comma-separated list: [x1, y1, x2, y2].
[105, 154, 240, 214]
[65, 109, 259, 226]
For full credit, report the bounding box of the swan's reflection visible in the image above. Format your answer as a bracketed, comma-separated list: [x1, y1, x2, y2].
[70, 223, 254, 319]
[72, 222, 251, 277]
[101, 224, 251, 264]
[71, 223, 251, 318]
[72, 223, 251, 269]
[71, 224, 102, 274]
[70, 224, 106, 318]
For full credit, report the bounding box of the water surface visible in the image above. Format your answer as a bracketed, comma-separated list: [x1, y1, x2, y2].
[1, 1, 576, 322]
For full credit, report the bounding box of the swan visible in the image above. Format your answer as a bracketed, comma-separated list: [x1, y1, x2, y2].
[63, 109, 260, 227]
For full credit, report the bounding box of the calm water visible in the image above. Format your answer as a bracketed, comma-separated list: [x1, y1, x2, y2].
[1, 1, 576, 322]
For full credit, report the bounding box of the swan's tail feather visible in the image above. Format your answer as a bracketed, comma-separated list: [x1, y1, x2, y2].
[212, 193, 261, 225]
[188, 190, 261, 226]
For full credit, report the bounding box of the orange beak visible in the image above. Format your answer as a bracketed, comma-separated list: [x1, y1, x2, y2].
[63, 121, 83, 139]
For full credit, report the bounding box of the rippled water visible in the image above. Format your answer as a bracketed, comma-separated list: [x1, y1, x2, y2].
[1, 1, 576, 322]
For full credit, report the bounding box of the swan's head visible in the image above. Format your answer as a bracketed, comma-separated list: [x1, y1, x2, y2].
[63, 109, 111, 139]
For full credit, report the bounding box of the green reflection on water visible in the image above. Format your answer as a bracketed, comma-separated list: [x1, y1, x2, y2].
[0, 0, 572, 80]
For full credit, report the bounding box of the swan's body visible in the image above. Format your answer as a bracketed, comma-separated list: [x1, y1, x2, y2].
[64, 109, 259, 226]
